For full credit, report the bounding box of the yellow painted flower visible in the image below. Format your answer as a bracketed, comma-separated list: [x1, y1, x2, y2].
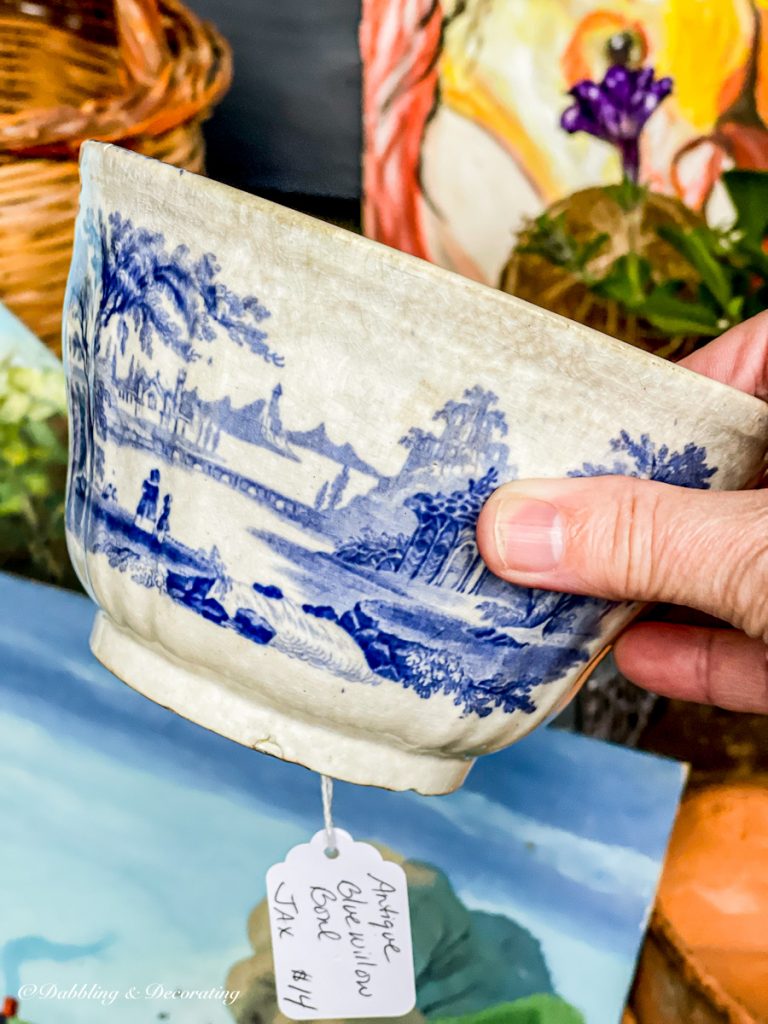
[657, 0, 754, 130]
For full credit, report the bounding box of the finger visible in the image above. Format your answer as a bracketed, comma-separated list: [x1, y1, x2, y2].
[614, 621, 768, 713]
[476, 475, 768, 638]
[680, 309, 768, 399]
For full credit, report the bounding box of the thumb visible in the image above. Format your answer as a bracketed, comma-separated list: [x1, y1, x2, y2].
[476, 476, 768, 640]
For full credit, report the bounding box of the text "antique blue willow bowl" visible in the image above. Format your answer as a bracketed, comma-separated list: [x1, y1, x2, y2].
[64, 142, 768, 794]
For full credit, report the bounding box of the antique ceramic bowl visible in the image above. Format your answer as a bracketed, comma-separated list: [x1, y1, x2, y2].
[64, 142, 768, 794]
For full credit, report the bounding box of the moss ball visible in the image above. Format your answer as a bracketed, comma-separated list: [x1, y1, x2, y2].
[500, 187, 704, 359]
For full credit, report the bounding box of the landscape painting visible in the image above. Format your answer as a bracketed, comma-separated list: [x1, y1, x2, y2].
[0, 573, 687, 1024]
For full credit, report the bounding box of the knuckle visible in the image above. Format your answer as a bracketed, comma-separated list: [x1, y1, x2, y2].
[725, 534, 768, 640]
[696, 630, 768, 713]
[590, 481, 663, 597]
[696, 629, 720, 706]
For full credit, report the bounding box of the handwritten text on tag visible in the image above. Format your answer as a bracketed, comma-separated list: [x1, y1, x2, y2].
[266, 829, 416, 1020]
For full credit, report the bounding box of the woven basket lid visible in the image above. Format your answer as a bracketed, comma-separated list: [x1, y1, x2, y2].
[0, 0, 231, 155]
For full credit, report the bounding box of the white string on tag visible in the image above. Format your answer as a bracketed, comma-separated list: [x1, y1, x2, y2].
[320, 775, 338, 858]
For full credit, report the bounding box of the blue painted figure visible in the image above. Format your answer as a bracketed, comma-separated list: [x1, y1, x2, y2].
[134, 470, 160, 533]
[156, 494, 172, 542]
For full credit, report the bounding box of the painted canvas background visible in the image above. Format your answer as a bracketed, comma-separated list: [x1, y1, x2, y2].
[361, 0, 768, 285]
[0, 573, 686, 1024]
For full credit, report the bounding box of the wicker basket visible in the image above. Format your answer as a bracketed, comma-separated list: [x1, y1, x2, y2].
[0, 0, 231, 353]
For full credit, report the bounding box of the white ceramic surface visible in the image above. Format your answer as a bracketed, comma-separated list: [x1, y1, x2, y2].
[64, 142, 768, 794]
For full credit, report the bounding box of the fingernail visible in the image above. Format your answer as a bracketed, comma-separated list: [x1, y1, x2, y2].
[493, 496, 564, 573]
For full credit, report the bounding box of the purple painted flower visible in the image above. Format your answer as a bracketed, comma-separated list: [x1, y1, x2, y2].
[561, 65, 673, 182]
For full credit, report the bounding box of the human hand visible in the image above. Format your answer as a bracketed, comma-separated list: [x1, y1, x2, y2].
[476, 312, 768, 713]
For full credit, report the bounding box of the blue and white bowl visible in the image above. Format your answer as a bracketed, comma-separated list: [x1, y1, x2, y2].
[64, 142, 768, 793]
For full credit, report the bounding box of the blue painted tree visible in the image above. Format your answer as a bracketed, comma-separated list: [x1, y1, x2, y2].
[398, 388, 509, 481]
[569, 431, 716, 488]
[314, 480, 329, 511]
[65, 274, 93, 498]
[433, 386, 508, 444]
[326, 464, 350, 511]
[399, 425, 438, 457]
[65, 206, 284, 540]
[67, 274, 92, 368]
[89, 211, 282, 366]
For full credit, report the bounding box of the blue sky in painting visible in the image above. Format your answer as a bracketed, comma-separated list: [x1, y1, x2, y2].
[0, 574, 686, 1024]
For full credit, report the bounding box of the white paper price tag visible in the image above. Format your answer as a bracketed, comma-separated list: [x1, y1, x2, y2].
[266, 829, 416, 1020]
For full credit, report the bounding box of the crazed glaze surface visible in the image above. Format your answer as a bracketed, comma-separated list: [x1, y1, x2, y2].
[64, 142, 768, 793]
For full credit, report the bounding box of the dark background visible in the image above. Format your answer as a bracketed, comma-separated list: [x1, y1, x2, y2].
[187, 0, 363, 205]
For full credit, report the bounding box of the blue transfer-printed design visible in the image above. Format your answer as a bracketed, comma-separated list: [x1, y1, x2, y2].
[569, 430, 717, 488]
[65, 211, 719, 718]
[335, 468, 498, 592]
[80, 210, 281, 365]
[252, 582, 284, 600]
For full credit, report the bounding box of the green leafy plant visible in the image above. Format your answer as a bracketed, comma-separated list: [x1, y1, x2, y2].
[516, 171, 768, 342]
[518, 212, 610, 282]
[0, 360, 72, 582]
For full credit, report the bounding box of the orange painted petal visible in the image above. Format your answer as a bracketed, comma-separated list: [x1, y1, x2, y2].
[719, 121, 768, 169]
[561, 10, 647, 87]
[754, 4, 768, 127]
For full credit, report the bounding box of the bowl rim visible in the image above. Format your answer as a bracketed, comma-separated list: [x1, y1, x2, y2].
[77, 139, 768, 432]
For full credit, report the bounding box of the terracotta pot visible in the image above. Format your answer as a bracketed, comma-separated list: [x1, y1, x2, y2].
[633, 783, 768, 1023]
